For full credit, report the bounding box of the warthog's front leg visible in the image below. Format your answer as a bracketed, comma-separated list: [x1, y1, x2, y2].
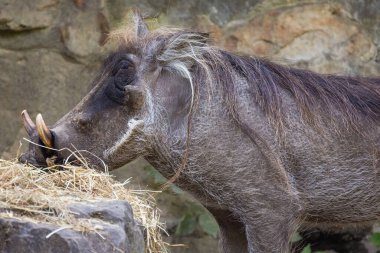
[207, 207, 248, 253]
[245, 206, 302, 253]
[246, 212, 300, 253]
[239, 192, 300, 253]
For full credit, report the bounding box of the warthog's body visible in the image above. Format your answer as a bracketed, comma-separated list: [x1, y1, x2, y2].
[20, 12, 380, 253]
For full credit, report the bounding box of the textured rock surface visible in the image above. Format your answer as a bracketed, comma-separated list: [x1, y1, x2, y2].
[0, 1, 379, 252]
[224, 2, 379, 75]
[0, 200, 144, 253]
[0, 0, 59, 31]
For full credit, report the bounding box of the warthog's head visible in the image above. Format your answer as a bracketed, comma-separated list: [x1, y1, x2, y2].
[19, 11, 206, 171]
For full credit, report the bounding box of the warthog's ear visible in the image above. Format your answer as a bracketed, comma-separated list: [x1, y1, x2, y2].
[132, 8, 149, 37]
[157, 31, 210, 69]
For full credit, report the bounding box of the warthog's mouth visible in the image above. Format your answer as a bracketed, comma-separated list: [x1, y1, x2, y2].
[19, 148, 81, 169]
[18, 152, 45, 168]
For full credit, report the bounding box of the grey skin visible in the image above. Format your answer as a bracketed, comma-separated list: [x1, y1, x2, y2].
[20, 13, 380, 253]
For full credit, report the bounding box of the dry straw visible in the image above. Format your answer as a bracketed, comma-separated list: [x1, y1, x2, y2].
[0, 158, 168, 253]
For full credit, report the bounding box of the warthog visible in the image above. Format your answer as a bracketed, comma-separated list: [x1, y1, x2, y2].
[19, 11, 380, 253]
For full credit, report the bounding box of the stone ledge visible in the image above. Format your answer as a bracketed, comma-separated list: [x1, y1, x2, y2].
[0, 200, 145, 253]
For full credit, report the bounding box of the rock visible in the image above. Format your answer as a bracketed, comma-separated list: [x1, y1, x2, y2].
[0, 48, 102, 155]
[196, 2, 379, 76]
[340, 0, 380, 44]
[227, 3, 377, 74]
[69, 200, 145, 253]
[0, 200, 145, 253]
[0, 0, 59, 31]
[59, 1, 106, 58]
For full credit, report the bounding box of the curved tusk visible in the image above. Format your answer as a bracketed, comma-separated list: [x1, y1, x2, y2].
[36, 113, 54, 148]
[21, 110, 36, 136]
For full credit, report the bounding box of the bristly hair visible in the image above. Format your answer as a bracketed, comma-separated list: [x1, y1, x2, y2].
[153, 29, 380, 135]
[220, 52, 380, 134]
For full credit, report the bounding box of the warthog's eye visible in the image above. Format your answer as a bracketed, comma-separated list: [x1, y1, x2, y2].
[106, 59, 137, 105]
[115, 59, 135, 88]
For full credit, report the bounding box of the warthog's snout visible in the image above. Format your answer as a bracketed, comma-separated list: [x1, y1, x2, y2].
[19, 109, 109, 170]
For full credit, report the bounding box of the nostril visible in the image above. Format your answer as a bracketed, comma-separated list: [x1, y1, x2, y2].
[18, 152, 44, 167]
[18, 153, 28, 164]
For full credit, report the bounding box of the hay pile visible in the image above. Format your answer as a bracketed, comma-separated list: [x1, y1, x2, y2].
[0, 159, 167, 253]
